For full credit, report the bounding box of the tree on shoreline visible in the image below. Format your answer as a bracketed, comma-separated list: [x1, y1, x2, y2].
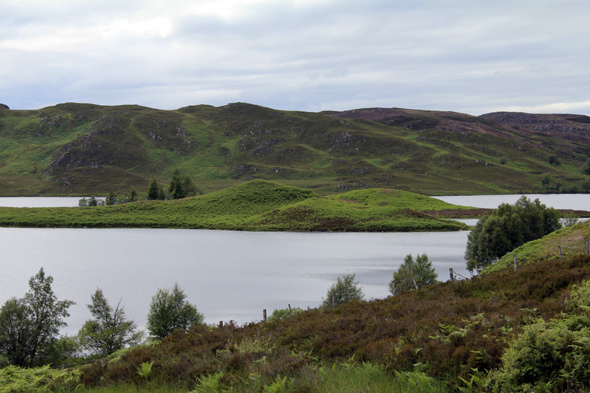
[322, 274, 364, 309]
[465, 196, 561, 273]
[0, 268, 74, 367]
[78, 289, 143, 356]
[389, 254, 437, 296]
[147, 283, 203, 339]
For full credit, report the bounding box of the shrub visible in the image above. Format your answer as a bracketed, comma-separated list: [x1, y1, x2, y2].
[321, 274, 364, 309]
[389, 253, 437, 295]
[268, 306, 304, 322]
[485, 280, 590, 392]
[147, 283, 204, 339]
[548, 154, 561, 166]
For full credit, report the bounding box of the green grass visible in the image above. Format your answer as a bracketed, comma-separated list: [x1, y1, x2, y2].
[0, 180, 468, 231]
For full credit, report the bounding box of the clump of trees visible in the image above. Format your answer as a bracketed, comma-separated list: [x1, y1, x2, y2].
[465, 196, 562, 273]
[0, 270, 204, 368]
[389, 253, 437, 296]
[322, 273, 364, 309]
[79, 169, 200, 207]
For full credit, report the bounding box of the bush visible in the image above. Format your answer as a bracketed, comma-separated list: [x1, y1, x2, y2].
[485, 280, 590, 392]
[268, 306, 304, 322]
[389, 253, 437, 295]
[548, 154, 561, 166]
[147, 283, 204, 339]
[322, 274, 364, 309]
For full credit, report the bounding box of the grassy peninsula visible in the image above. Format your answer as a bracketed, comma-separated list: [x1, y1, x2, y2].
[0, 180, 469, 231]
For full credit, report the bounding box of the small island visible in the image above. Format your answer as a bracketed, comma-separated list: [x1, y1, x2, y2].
[0, 180, 471, 231]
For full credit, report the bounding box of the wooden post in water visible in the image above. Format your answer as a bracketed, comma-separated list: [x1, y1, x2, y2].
[263, 309, 267, 322]
[586, 238, 589, 256]
[449, 268, 454, 282]
[514, 254, 518, 271]
[559, 246, 563, 262]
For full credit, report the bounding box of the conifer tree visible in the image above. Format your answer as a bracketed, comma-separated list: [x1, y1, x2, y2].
[147, 178, 159, 200]
[169, 169, 186, 199]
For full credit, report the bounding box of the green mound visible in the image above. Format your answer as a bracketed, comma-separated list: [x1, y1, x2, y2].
[0, 180, 468, 231]
[484, 220, 590, 273]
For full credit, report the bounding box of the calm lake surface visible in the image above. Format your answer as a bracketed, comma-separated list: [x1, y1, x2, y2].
[0, 193, 588, 334]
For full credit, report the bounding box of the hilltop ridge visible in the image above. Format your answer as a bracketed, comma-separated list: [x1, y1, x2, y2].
[0, 102, 588, 196]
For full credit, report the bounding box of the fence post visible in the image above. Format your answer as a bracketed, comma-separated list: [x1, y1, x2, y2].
[449, 268, 454, 282]
[558, 246, 563, 262]
[514, 254, 518, 271]
[586, 238, 589, 256]
[263, 309, 267, 322]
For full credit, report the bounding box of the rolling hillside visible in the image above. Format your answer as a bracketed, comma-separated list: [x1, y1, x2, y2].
[1, 102, 589, 196]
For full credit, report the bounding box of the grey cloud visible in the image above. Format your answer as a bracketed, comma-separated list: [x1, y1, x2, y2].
[1, 0, 590, 115]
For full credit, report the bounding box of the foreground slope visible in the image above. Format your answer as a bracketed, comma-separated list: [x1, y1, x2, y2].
[1, 103, 589, 196]
[80, 252, 590, 391]
[0, 180, 467, 231]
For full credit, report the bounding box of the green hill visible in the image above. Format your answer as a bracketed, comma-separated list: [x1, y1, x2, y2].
[1, 102, 589, 196]
[0, 180, 468, 231]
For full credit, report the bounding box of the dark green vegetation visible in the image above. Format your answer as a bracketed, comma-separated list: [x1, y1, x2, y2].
[465, 196, 562, 273]
[1, 102, 590, 197]
[0, 180, 468, 231]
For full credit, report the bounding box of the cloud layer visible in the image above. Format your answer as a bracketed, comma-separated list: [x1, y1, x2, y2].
[1, 0, 589, 115]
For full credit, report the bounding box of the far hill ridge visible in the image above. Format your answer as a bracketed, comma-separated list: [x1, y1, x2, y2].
[0, 102, 588, 196]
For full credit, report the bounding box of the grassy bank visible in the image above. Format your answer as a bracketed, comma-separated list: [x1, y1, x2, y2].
[484, 220, 590, 272]
[0, 180, 469, 231]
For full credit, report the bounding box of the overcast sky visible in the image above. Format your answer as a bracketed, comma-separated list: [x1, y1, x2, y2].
[1, 0, 589, 115]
